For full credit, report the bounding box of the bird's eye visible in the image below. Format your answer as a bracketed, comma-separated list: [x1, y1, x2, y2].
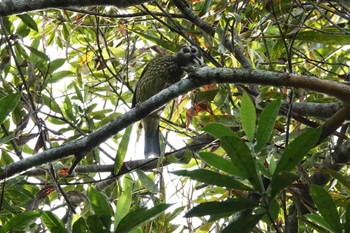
[191, 47, 197, 53]
[183, 47, 190, 53]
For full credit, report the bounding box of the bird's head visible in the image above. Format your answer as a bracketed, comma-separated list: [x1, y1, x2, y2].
[175, 45, 204, 68]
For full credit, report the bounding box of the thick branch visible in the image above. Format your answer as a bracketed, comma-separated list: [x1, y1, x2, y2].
[0, 0, 150, 16]
[284, 102, 342, 119]
[2, 67, 350, 180]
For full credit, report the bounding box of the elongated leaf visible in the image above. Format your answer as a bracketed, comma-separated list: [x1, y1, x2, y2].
[256, 97, 281, 152]
[222, 213, 264, 233]
[114, 126, 132, 174]
[41, 212, 68, 233]
[221, 136, 261, 191]
[87, 187, 113, 229]
[346, 201, 350, 233]
[49, 58, 66, 73]
[115, 204, 172, 233]
[86, 215, 107, 232]
[72, 217, 89, 233]
[172, 169, 251, 191]
[0, 210, 41, 233]
[311, 185, 341, 233]
[0, 92, 21, 125]
[185, 198, 258, 217]
[128, 28, 179, 52]
[304, 213, 334, 232]
[114, 185, 132, 230]
[274, 128, 321, 175]
[293, 30, 350, 45]
[18, 14, 38, 31]
[198, 0, 213, 16]
[270, 171, 298, 198]
[203, 122, 236, 139]
[25, 45, 49, 61]
[198, 152, 244, 177]
[240, 92, 256, 142]
[322, 168, 350, 192]
[136, 170, 159, 193]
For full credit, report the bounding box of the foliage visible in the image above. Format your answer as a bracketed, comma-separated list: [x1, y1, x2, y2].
[1, 0, 350, 232]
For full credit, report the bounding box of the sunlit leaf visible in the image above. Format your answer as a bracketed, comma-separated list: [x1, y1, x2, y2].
[198, 152, 244, 177]
[240, 92, 256, 142]
[18, 14, 38, 31]
[41, 212, 68, 233]
[115, 204, 172, 233]
[172, 169, 252, 191]
[87, 187, 113, 229]
[0, 211, 41, 233]
[114, 126, 132, 174]
[114, 185, 132, 230]
[0, 92, 21, 125]
[136, 170, 159, 193]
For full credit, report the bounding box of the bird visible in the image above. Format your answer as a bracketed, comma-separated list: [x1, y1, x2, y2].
[132, 45, 203, 158]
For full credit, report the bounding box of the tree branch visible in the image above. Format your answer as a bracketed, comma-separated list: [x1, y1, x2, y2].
[2, 66, 350, 180]
[0, 0, 151, 16]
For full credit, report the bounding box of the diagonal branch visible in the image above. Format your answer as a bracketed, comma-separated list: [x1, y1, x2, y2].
[0, 0, 151, 16]
[2, 67, 350, 180]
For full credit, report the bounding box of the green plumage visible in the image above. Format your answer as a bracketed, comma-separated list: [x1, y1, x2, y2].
[132, 46, 203, 158]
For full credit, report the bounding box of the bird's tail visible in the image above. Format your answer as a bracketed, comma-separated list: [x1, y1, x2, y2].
[142, 115, 161, 158]
[144, 129, 161, 158]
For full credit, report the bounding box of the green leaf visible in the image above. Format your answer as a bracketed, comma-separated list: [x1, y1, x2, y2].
[203, 122, 236, 139]
[18, 14, 38, 31]
[345, 201, 350, 233]
[114, 185, 132, 230]
[198, 152, 244, 177]
[86, 215, 108, 233]
[293, 29, 350, 45]
[50, 70, 75, 83]
[185, 198, 258, 217]
[136, 170, 159, 193]
[0, 210, 41, 233]
[269, 171, 298, 198]
[221, 136, 261, 191]
[63, 95, 75, 121]
[172, 169, 252, 191]
[87, 187, 113, 229]
[198, 0, 213, 16]
[240, 92, 256, 142]
[73, 82, 83, 102]
[311, 185, 341, 233]
[49, 58, 66, 73]
[0, 92, 21, 125]
[41, 211, 68, 233]
[304, 213, 334, 232]
[222, 213, 264, 233]
[130, 29, 179, 52]
[114, 126, 132, 174]
[256, 96, 281, 152]
[274, 128, 321, 175]
[72, 217, 89, 233]
[115, 204, 172, 233]
[25, 45, 49, 61]
[322, 168, 350, 192]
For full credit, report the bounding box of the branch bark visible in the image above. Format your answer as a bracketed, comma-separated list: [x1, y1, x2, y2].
[0, 0, 151, 16]
[2, 66, 350, 180]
